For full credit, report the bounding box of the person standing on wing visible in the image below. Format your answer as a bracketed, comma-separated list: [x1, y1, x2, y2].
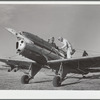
[58, 37, 75, 58]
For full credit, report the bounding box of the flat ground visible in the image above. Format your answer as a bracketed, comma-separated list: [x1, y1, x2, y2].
[0, 67, 100, 90]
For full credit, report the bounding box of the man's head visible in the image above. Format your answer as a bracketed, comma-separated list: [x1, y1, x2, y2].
[51, 37, 55, 43]
[48, 39, 50, 43]
[58, 37, 63, 42]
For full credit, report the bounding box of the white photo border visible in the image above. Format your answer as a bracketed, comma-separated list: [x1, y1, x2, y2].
[0, 1, 100, 99]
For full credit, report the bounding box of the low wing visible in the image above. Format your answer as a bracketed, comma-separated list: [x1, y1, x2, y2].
[48, 55, 100, 73]
[0, 58, 51, 70]
[0, 59, 34, 69]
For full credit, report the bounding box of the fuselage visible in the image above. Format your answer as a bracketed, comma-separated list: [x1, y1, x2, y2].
[16, 31, 64, 64]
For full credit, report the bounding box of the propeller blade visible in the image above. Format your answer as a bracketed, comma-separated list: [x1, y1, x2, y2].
[5, 27, 17, 36]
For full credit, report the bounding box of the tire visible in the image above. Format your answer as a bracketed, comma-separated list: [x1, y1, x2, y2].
[53, 76, 61, 87]
[21, 75, 29, 84]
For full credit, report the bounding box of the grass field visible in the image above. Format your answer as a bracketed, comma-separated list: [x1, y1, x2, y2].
[0, 67, 100, 90]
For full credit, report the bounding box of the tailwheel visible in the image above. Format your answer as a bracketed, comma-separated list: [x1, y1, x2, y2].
[53, 76, 61, 87]
[21, 75, 30, 84]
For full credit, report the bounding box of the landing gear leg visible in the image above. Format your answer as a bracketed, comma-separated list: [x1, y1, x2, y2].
[21, 63, 41, 84]
[53, 63, 67, 87]
[54, 70, 59, 75]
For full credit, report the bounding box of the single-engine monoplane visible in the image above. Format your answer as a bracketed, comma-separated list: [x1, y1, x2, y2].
[1, 28, 100, 87]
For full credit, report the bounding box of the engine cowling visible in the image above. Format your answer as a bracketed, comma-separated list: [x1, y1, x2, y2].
[16, 39, 47, 64]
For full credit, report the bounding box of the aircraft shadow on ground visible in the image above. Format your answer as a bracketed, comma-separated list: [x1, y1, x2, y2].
[83, 74, 100, 79]
[30, 80, 52, 84]
[61, 81, 81, 87]
[67, 74, 100, 79]
[61, 74, 100, 87]
[29, 74, 100, 85]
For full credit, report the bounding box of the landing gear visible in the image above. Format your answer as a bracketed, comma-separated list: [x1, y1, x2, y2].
[54, 70, 59, 75]
[21, 75, 30, 84]
[53, 76, 61, 87]
[21, 63, 41, 84]
[53, 63, 67, 87]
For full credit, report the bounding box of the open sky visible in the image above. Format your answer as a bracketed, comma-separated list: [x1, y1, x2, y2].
[0, 4, 100, 59]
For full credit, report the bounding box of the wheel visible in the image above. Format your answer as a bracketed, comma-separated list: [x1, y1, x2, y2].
[53, 76, 61, 87]
[21, 75, 30, 84]
[8, 69, 11, 72]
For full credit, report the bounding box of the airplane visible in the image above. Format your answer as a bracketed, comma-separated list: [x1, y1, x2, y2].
[0, 58, 31, 72]
[1, 27, 100, 87]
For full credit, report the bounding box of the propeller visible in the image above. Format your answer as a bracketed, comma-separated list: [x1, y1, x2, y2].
[5, 27, 23, 40]
[5, 27, 17, 36]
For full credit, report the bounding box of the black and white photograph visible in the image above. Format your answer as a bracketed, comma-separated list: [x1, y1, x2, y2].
[1, 2, 100, 93]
